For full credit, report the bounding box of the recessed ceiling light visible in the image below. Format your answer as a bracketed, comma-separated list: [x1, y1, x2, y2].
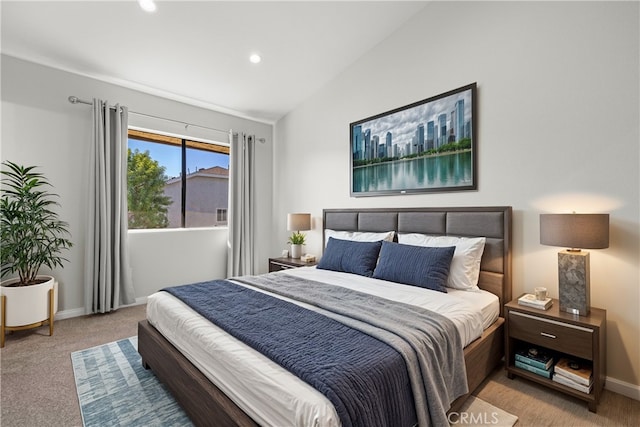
[249, 54, 262, 64]
[138, 0, 157, 13]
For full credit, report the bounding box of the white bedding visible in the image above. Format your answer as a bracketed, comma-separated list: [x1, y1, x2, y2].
[146, 267, 499, 427]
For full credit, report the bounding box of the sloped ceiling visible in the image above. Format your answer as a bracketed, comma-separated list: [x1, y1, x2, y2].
[1, 1, 427, 122]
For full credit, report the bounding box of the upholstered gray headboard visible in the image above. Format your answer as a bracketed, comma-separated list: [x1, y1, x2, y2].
[322, 206, 512, 316]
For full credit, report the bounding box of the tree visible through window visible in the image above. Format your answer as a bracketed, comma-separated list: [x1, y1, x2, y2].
[127, 129, 230, 229]
[127, 148, 172, 228]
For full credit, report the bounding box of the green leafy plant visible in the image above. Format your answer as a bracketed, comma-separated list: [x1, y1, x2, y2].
[127, 148, 171, 229]
[0, 161, 73, 286]
[287, 231, 306, 245]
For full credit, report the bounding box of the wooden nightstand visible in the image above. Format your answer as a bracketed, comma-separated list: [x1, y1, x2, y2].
[268, 257, 317, 272]
[505, 297, 606, 412]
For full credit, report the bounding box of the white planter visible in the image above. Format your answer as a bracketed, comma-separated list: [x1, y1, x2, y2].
[290, 244, 303, 259]
[0, 275, 58, 327]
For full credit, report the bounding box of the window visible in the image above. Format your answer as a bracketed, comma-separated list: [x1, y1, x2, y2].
[217, 208, 228, 223]
[127, 129, 230, 229]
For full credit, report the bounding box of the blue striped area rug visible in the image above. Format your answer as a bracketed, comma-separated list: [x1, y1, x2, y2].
[71, 337, 193, 427]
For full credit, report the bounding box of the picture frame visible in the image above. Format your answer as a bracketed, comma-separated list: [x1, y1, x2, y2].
[350, 83, 477, 197]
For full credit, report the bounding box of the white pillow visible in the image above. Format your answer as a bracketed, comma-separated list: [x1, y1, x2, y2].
[398, 233, 486, 291]
[324, 229, 395, 246]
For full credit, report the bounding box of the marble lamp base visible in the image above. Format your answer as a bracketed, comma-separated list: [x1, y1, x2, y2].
[558, 250, 590, 316]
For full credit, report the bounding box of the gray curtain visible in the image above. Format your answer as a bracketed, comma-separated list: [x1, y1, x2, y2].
[84, 99, 136, 314]
[227, 131, 256, 277]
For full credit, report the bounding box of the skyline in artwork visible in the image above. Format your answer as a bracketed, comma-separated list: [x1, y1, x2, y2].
[350, 83, 476, 195]
[352, 86, 473, 162]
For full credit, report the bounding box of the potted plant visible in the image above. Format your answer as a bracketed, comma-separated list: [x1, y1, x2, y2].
[287, 231, 306, 259]
[0, 161, 73, 347]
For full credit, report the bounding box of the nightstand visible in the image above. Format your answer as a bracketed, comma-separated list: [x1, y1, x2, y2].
[268, 257, 317, 272]
[505, 297, 606, 412]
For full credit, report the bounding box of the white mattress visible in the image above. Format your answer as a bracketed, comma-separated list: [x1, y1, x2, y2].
[146, 267, 499, 427]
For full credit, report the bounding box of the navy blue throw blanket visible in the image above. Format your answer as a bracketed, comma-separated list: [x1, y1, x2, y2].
[163, 280, 416, 427]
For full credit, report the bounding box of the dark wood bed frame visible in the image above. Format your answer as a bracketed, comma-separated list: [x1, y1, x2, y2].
[138, 206, 512, 427]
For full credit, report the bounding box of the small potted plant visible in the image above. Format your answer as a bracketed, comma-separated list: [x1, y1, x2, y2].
[287, 231, 306, 259]
[0, 161, 73, 346]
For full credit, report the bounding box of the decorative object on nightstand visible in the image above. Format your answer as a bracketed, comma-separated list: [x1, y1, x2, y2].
[268, 257, 317, 272]
[300, 254, 316, 263]
[540, 213, 609, 316]
[287, 213, 311, 259]
[505, 297, 606, 412]
[514, 344, 554, 379]
[515, 346, 554, 370]
[518, 293, 552, 310]
[553, 357, 593, 393]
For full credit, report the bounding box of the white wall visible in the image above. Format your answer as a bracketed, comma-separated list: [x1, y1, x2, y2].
[128, 228, 229, 298]
[274, 2, 640, 391]
[1, 55, 273, 315]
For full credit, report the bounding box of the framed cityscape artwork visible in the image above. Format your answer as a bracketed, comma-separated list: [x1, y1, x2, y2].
[350, 83, 477, 197]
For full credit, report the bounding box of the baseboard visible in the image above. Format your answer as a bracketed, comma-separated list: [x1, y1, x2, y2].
[55, 307, 86, 320]
[606, 376, 640, 401]
[55, 297, 147, 320]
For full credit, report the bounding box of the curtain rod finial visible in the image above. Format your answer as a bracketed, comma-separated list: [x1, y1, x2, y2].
[68, 96, 79, 104]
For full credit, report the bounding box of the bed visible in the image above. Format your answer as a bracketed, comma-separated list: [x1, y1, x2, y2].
[138, 206, 512, 427]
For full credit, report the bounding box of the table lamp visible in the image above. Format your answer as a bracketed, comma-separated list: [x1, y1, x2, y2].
[540, 213, 609, 315]
[287, 213, 311, 258]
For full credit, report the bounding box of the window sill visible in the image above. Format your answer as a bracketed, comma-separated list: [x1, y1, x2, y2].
[128, 226, 228, 234]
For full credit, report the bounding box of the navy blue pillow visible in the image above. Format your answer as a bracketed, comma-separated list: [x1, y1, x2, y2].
[317, 237, 382, 277]
[373, 241, 455, 293]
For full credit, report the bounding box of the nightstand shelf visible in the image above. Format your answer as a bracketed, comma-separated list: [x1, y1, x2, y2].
[268, 257, 317, 272]
[505, 297, 606, 413]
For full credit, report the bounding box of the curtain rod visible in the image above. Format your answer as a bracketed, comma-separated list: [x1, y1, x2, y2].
[68, 95, 260, 139]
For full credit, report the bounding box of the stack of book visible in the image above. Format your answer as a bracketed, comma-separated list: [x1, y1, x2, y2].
[553, 357, 593, 393]
[518, 293, 553, 310]
[514, 346, 554, 378]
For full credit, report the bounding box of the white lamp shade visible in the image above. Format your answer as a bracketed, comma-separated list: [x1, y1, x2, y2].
[287, 213, 311, 231]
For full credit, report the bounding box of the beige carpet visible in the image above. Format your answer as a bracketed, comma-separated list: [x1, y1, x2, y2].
[452, 396, 518, 426]
[2, 304, 640, 427]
